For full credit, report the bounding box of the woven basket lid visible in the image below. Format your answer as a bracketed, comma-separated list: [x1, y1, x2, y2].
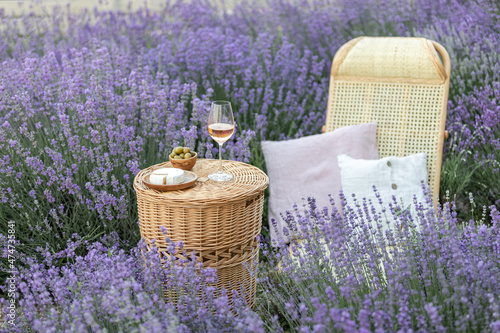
[134, 159, 269, 206]
[332, 37, 447, 82]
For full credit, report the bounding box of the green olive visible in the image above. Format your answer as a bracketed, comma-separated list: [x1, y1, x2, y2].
[173, 155, 182, 159]
[174, 147, 184, 154]
[179, 153, 185, 159]
[184, 153, 192, 159]
[169, 153, 176, 158]
[183, 147, 190, 154]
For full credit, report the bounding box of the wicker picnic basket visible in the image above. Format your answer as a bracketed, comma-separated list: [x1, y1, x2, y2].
[134, 159, 268, 307]
[324, 37, 451, 206]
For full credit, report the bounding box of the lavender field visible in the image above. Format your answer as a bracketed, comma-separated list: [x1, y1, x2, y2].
[0, 0, 499, 331]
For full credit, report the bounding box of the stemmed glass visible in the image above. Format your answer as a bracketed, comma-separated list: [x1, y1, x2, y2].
[207, 100, 235, 182]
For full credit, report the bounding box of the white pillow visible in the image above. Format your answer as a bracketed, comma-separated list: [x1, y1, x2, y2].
[338, 153, 430, 232]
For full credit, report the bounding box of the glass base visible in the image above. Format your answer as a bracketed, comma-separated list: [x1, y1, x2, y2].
[208, 172, 233, 182]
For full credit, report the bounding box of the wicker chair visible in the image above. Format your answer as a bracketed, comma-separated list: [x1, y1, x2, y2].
[323, 37, 451, 206]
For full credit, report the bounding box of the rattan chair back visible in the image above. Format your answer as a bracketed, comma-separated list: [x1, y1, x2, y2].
[325, 37, 451, 205]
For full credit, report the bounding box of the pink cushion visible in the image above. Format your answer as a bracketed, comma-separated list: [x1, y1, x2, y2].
[262, 122, 378, 245]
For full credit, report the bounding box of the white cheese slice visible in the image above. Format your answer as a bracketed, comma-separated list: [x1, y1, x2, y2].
[149, 168, 185, 185]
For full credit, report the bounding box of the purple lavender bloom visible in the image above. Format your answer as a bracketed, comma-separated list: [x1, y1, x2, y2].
[0, 0, 498, 330]
[0, 235, 271, 332]
[257, 187, 500, 331]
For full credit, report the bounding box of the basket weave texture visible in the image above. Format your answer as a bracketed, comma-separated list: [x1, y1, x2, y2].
[326, 37, 451, 205]
[134, 159, 268, 307]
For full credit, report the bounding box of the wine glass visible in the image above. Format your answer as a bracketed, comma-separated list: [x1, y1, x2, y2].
[207, 100, 235, 182]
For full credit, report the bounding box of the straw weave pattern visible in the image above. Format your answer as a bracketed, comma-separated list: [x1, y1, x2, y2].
[148, 240, 259, 308]
[326, 37, 450, 204]
[134, 159, 268, 307]
[336, 38, 445, 81]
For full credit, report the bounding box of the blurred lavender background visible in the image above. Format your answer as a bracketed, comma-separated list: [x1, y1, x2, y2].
[0, 0, 499, 330]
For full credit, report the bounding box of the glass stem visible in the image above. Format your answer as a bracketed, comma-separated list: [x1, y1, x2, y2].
[218, 142, 223, 173]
